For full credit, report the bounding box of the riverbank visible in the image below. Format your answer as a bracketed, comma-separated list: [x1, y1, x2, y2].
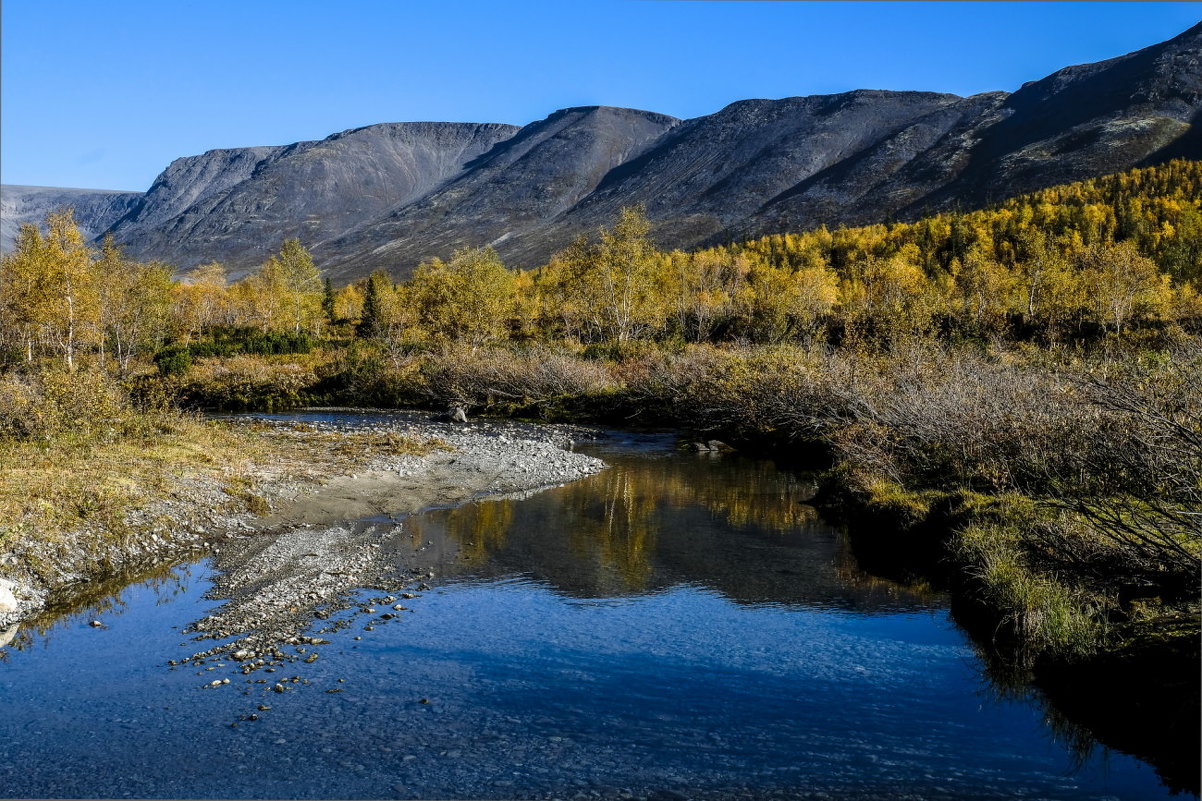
[816, 475, 1200, 792]
[160, 340, 1201, 791]
[0, 410, 605, 637]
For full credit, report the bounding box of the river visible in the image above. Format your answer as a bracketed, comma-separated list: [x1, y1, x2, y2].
[0, 417, 1180, 799]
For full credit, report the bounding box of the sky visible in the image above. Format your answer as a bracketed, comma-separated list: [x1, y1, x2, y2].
[2, 1, 1199, 191]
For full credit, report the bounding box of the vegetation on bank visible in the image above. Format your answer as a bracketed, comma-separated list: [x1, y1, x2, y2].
[0, 366, 444, 568]
[1, 162, 1199, 688]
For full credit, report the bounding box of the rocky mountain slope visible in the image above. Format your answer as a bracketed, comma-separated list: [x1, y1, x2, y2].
[3, 22, 1198, 279]
[1, 186, 142, 251]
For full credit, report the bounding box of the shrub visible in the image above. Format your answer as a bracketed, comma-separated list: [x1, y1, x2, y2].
[155, 346, 193, 376]
[0, 368, 170, 445]
[419, 345, 617, 413]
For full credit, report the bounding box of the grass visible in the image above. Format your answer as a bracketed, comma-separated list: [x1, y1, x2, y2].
[0, 416, 262, 549]
[0, 398, 450, 558]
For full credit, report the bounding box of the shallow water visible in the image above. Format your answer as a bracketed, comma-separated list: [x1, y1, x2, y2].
[0, 423, 1179, 799]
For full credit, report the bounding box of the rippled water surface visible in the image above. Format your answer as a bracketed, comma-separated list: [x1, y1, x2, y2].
[0, 421, 1178, 799]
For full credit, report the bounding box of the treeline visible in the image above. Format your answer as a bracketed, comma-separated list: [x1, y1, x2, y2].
[3, 161, 1199, 372]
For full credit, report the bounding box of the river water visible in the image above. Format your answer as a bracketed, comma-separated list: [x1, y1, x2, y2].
[0, 422, 1180, 799]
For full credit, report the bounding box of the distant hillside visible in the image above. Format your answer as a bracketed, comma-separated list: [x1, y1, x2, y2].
[3, 22, 1199, 281]
[1, 186, 142, 251]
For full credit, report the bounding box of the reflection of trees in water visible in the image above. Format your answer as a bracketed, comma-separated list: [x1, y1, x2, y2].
[443, 501, 513, 568]
[423, 452, 938, 611]
[555, 456, 822, 592]
[568, 468, 658, 591]
[0, 561, 197, 655]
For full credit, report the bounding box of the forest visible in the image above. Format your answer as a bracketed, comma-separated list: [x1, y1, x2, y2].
[3, 160, 1200, 370]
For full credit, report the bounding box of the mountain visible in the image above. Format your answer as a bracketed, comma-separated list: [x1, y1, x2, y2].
[1, 186, 142, 251]
[3, 23, 1198, 279]
[101, 122, 521, 275]
[312, 106, 680, 282]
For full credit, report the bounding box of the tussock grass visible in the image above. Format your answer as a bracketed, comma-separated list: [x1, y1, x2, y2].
[0, 414, 264, 548]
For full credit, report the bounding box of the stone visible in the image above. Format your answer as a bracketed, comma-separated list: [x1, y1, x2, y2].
[0, 579, 18, 615]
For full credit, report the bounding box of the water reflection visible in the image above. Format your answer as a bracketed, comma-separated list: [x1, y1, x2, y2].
[0, 560, 201, 654]
[406, 447, 938, 613]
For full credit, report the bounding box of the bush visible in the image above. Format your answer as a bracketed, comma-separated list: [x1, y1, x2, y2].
[419, 345, 617, 414]
[154, 329, 315, 375]
[170, 354, 325, 411]
[155, 346, 193, 376]
[0, 368, 163, 445]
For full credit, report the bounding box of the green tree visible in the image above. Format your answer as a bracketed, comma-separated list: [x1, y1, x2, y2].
[322, 277, 336, 323]
[358, 270, 389, 340]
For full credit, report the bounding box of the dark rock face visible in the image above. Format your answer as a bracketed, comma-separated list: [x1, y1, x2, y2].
[0, 186, 143, 251]
[104, 122, 521, 276]
[6, 23, 1199, 279]
[314, 106, 681, 282]
[559, 91, 980, 251]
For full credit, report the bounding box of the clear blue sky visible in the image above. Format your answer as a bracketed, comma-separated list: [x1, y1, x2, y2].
[2, 1, 1198, 191]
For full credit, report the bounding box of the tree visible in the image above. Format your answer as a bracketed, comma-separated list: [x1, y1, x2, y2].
[0, 223, 49, 363]
[358, 270, 389, 339]
[840, 248, 939, 343]
[593, 206, 668, 343]
[949, 245, 1017, 336]
[0, 211, 101, 370]
[274, 238, 324, 335]
[173, 262, 230, 341]
[322, 277, 336, 323]
[333, 282, 364, 325]
[408, 247, 517, 347]
[543, 207, 668, 344]
[240, 239, 324, 335]
[95, 236, 174, 369]
[1077, 242, 1172, 334]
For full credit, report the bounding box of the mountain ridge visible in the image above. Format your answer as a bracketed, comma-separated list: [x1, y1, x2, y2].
[3, 23, 1199, 280]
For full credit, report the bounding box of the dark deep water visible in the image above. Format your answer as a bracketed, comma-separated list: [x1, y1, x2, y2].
[0, 422, 1182, 799]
